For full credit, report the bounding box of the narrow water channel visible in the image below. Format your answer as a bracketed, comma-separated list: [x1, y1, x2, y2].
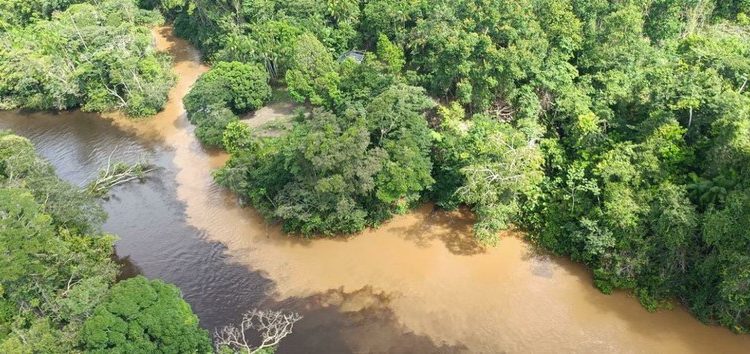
[1, 27, 749, 353]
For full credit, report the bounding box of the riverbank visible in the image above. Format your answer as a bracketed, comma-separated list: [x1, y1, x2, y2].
[3, 26, 749, 353]
[129, 26, 750, 353]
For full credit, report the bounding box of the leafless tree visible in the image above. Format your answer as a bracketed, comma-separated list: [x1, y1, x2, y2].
[214, 309, 303, 354]
[489, 97, 515, 122]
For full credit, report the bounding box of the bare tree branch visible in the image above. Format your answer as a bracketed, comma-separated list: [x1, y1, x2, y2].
[214, 309, 303, 354]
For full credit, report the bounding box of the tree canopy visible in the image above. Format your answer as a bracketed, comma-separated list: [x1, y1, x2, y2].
[0, 0, 174, 117]
[176, 0, 750, 333]
[0, 132, 211, 352]
[5, 0, 748, 337]
[184, 61, 271, 147]
[216, 84, 435, 235]
[81, 276, 212, 353]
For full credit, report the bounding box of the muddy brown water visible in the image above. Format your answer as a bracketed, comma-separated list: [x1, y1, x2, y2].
[2, 27, 749, 353]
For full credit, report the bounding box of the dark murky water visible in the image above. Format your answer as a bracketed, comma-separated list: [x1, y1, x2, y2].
[0, 111, 272, 332]
[2, 27, 750, 353]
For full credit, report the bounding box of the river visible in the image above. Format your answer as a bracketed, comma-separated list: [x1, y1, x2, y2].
[1, 26, 748, 353]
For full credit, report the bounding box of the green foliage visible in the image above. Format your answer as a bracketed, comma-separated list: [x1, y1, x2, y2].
[0, 132, 105, 233]
[433, 107, 544, 245]
[272, 109, 382, 234]
[0, 0, 81, 31]
[222, 121, 256, 155]
[0, 133, 211, 350]
[184, 61, 271, 147]
[214, 20, 304, 79]
[0, 133, 116, 351]
[698, 190, 750, 332]
[0, 0, 174, 117]
[338, 52, 403, 108]
[216, 85, 434, 234]
[188, 61, 271, 114]
[285, 33, 341, 108]
[715, 0, 750, 20]
[524, 5, 750, 333]
[367, 85, 435, 209]
[193, 105, 239, 148]
[361, 0, 425, 45]
[0, 318, 73, 354]
[174, 0, 360, 62]
[81, 276, 212, 353]
[375, 34, 405, 73]
[178, 0, 750, 333]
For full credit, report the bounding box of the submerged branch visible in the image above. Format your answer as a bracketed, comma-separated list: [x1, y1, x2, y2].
[86, 159, 157, 197]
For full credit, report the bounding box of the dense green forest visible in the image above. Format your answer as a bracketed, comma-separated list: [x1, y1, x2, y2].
[0, 0, 174, 116]
[1, 0, 748, 342]
[174, 0, 750, 333]
[0, 132, 212, 352]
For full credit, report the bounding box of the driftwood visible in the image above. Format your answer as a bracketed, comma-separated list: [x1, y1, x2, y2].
[214, 309, 302, 354]
[85, 149, 156, 197]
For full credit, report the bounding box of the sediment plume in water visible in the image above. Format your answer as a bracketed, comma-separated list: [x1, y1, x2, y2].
[22, 26, 749, 353]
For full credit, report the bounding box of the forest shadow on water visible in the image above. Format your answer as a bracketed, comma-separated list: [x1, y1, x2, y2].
[4, 23, 750, 353]
[268, 286, 469, 353]
[0, 110, 455, 353]
[109, 181, 467, 353]
[0, 110, 269, 332]
[386, 205, 486, 256]
[521, 244, 557, 279]
[525, 242, 745, 354]
[154, 26, 197, 67]
[4, 84, 750, 354]
[514, 233, 736, 353]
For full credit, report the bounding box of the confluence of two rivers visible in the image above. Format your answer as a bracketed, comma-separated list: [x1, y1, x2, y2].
[1, 27, 748, 353]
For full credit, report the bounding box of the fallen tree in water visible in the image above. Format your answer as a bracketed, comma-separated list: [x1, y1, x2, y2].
[214, 309, 303, 354]
[85, 152, 157, 197]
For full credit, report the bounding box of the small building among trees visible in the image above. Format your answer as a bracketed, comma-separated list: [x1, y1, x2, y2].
[337, 50, 366, 63]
